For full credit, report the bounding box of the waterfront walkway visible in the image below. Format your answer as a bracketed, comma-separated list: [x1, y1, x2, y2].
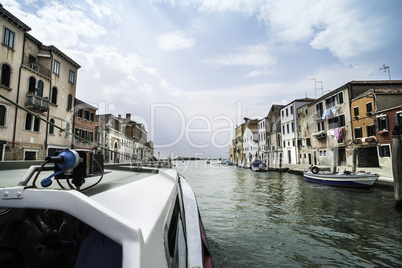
[283, 163, 394, 188]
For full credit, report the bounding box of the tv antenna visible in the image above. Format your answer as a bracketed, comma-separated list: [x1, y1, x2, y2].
[310, 78, 323, 98]
[379, 64, 392, 87]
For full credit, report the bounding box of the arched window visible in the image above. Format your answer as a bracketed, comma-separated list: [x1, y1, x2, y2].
[0, 105, 6, 126]
[25, 113, 40, 131]
[33, 116, 40, 132]
[0, 64, 11, 88]
[28, 77, 36, 94]
[271, 122, 276, 132]
[51, 87, 57, 104]
[25, 113, 32, 130]
[36, 80, 44, 97]
[67, 94, 73, 110]
[49, 118, 55, 134]
[65, 123, 70, 137]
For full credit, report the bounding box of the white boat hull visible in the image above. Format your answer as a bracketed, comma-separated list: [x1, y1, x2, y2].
[304, 171, 379, 187]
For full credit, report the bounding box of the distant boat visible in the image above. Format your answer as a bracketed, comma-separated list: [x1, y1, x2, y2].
[250, 160, 267, 172]
[304, 166, 379, 187]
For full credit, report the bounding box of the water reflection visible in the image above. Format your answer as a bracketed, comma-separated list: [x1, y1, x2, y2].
[176, 161, 402, 268]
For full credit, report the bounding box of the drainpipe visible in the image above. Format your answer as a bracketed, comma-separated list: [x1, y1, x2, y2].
[44, 51, 53, 152]
[12, 33, 27, 149]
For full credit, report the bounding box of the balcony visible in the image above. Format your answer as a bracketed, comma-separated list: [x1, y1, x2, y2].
[25, 94, 50, 112]
[23, 57, 51, 78]
[312, 130, 327, 139]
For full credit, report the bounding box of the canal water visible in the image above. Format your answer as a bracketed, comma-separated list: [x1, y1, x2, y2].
[176, 160, 402, 268]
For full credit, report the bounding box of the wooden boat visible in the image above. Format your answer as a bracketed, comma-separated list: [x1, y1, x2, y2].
[0, 149, 213, 268]
[304, 166, 379, 187]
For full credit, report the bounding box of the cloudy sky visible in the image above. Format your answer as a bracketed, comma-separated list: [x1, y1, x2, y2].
[3, 0, 402, 158]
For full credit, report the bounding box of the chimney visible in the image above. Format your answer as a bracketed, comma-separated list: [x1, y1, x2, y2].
[126, 113, 131, 121]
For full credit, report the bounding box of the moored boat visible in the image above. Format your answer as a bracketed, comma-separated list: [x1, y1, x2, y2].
[0, 149, 213, 268]
[250, 160, 267, 172]
[304, 166, 379, 187]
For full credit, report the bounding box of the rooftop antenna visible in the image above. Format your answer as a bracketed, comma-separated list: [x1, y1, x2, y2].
[310, 78, 323, 98]
[379, 64, 392, 87]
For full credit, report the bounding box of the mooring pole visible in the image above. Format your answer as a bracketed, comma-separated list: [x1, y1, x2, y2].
[352, 147, 357, 173]
[279, 153, 282, 173]
[392, 125, 402, 209]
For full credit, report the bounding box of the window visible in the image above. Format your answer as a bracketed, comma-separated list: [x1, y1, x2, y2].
[306, 138, 311, 147]
[286, 124, 289, 134]
[297, 139, 302, 147]
[1, 64, 11, 88]
[325, 92, 344, 108]
[376, 116, 389, 131]
[90, 112, 94, 122]
[305, 109, 308, 115]
[84, 110, 90, 120]
[67, 94, 73, 110]
[271, 122, 276, 132]
[3, 28, 15, 49]
[378, 145, 391, 157]
[33, 117, 40, 132]
[290, 106, 294, 115]
[316, 102, 323, 118]
[49, 118, 55, 134]
[51, 87, 58, 104]
[282, 125, 285, 134]
[396, 112, 402, 125]
[24, 113, 40, 132]
[24, 151, 36, 160]
[65, 123, 70, 137]
[77, 108, 83, 118]
[291, 122, 294, 132]
[338, 92, 344, 104]
[53, 60, 60, 75]
[328, 115, 345, 129]
[36, 80, 44, 97]
[281, 111, 284, 118]
[367, 125, 375, 137]
[354, 128, 363, 139]
[286, 108, 289, 116]
[366, 102, 372, 114]
[25, 113, 32, 130]
[354, 107, 359, 117]
[28, 77, 36, 94]
[0, 105, 6, 126]
[69, 70, 75, 83]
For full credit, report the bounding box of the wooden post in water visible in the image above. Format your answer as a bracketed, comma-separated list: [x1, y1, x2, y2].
[352, 147, 357, 173]
[279, 153, 282, 173]
[392, 125, 402, 209]
[332, 147, 338, 174]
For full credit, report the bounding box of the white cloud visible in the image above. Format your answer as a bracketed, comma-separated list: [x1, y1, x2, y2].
[204, 44, 276, 67]
[158, 31, 197, 51]
[154, 0, 389, 62]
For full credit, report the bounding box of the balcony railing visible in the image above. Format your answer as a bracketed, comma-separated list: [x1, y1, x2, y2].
[25, 94, 50, 112]
[23, 57, 51, 78]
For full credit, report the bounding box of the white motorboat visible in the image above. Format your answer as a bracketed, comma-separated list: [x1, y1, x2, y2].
[0, 149, 213, 268]
[304, 166, 379, 187]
